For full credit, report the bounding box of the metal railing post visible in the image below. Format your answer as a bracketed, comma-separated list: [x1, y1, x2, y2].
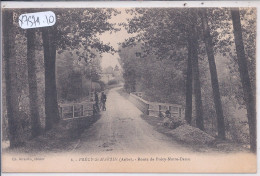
[159, 105, 161, 117]
[93, 104, 95, 115]
[72, 105, 75, 118]
[82, 104, 84, 116]
[60, 106, 63, 119]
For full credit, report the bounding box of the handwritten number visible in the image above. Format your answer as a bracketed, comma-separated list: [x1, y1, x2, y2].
[49, 16, 54, 23]
[45, 15, 49, 25]
[19, 12, 55, 29]
[45, 15, 54, 24]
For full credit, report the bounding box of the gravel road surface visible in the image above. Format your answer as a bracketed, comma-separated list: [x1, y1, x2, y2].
[75, 87, 190, 154]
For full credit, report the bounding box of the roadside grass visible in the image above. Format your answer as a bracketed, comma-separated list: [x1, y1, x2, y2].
[3, 114, 101, 154]
[140, 114, 249, 153]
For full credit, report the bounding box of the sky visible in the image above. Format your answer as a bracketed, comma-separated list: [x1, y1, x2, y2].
[98, 9, 134, 69]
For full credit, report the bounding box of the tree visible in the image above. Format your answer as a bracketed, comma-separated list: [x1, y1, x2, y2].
[83, 54, 102, 83]
[42, 26, 60, 130]
[231, 8, 256, 152]
[188, 10, 204, 130]
[26, 28, 41, 137]
[184, 43, 193, 124]
[3, 10, 24, 147]
[118, 44, 139, 93]
[200, 9, 225, 139]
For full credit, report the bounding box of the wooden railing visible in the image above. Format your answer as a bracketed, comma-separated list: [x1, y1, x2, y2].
[59, 101, 95, 120]
[129, 92, 185, 119]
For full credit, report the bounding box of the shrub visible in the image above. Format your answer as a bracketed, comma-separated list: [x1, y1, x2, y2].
[163, 117, 186, 129]
[108, 79, 118, 85]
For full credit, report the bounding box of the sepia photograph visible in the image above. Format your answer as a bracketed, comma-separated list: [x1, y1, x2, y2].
[1, 1, 257, 173]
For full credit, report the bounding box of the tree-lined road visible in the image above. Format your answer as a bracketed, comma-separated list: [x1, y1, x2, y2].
[75, 87, 190, 154]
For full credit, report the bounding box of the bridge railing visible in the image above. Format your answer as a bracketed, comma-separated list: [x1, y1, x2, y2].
[59, 101, 95, 120]
[129, 93, 149, 114]
[129, 92, 185, 119]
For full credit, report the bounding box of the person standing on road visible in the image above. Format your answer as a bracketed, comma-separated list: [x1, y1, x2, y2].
[101, 91, 107, 111]
[94, 91, 100, 113]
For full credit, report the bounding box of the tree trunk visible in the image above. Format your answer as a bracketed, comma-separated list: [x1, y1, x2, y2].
[185, 42, 193, 124]
[231, 8, 256, 152]
[192, 40, 204, 131]
[200, 9, 225, 139]
[26, 28, 41, 137]
[42, 26, 60, 131]
[3, 10, 24, 147]
[188, 11, 204, 131]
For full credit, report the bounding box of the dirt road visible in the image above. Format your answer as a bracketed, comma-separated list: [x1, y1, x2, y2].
[75, 87, 190, 154]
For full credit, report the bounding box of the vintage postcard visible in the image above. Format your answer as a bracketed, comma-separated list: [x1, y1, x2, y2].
[1, 1, 258, 173]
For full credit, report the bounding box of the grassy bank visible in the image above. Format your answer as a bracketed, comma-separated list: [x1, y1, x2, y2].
[3, 114, 101, 154]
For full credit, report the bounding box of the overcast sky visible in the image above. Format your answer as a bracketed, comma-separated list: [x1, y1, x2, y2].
[98, 9, 134, 69]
